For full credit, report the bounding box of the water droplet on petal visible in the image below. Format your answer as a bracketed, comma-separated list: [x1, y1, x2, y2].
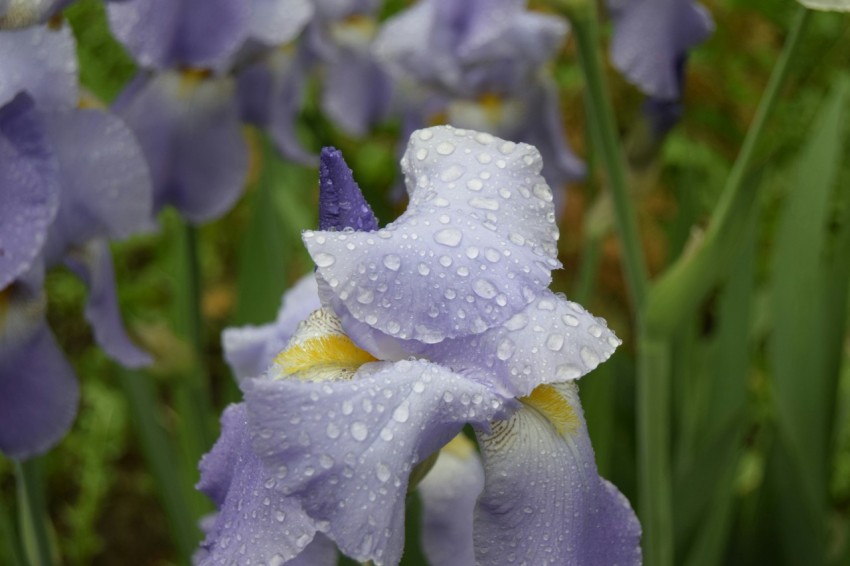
[434, 228, 462, 247]
[314, 252, 336, 267]
[436, 141, 455, 155]
[383, 254, 401, 271]
[351, 422, 368, 441]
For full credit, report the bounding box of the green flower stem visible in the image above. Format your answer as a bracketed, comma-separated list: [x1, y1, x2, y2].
[172, 220, 214, 466]
[637, 333, 673, 566]
[565, 2, 650, 310]
[644, 7, 811, 336]
[14, 459, 53, 566]
[118, 369, 198, 561]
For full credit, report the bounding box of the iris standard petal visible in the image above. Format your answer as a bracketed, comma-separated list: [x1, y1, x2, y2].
[0, 322, 78, 459]
[39, 107, 153, 264]
[423, 290, 620, 397]
[304, 126, 560, 344]
[473, 382, 641, 565]
[63, 240, 152, 368]
[113, 71, 249, 223]
[0, 23, 78, 109]
[248, 0, 312, 46]
[107, 0, 250, 70]
[197, 403, 322, 566]
[243, 358, 512, 565]
[321, 47, 392, 137]
[0, 93, 59, 289]
[318, 147, 378, 232]
[222, 274, 320, 382]
[609, 0, 714, 99]
[237, 48, 315, 165]
[418, 434, 484, 566]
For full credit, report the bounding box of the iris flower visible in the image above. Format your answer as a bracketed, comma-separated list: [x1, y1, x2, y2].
[106, 0, 313, 222]
[373, 0, 585, 194]
[0, 24, 153, 459]
[197, 126, 640, 565]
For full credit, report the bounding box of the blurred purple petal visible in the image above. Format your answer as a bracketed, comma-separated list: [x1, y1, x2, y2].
[197, 403, 322, 565]
[237, 48, 316, 165]
[303, 126, 560, 344]
[609, 0, 714, 99]
[244, 358, 512, 565]
[40, 107, 153, 263]
[222, 274, 320, 382]
[473, 383, 641, 565]
[321, 41, 392, 137]
[107, 0, 250, 70]
[248, 0, 312, 46]
[0, 23, 78, 109]
[113, 71, 249, 223]
[318, 147, 378, 232]
[64, 240, 152, 368]
[0, 323, 78, 459]
[418, 436, 484, 566]
[0, 93, 59, 288]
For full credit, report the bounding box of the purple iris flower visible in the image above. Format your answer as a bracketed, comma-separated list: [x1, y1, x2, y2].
[303, 0, 393, 137]
[197, 127, 640, 565]
[0, 24, 153, 459]
[106, 0, 313, 222]
[607, 0, 714, 100]
[373, 0, 585, 194]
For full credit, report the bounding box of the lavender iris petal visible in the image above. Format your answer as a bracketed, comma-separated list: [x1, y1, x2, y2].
[113, 71, 249, 224]
[0, 323, 79, 460]
[0, 93, 59, 288]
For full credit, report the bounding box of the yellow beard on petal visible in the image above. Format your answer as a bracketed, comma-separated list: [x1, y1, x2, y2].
[273, 308, 377, 382]
[522, 384, 580, 438]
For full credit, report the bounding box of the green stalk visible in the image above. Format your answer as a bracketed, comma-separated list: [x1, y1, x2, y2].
[172, 219, 214, 467]
[644, 8, 811, 335]
[14, 459, 53, 566]
[118, 369, 198, 561]
[562, 1, 650, 310]
[637, 334, 673, 566]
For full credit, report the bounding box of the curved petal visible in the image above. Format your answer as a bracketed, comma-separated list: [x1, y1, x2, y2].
[222, 274, 320, 382]
[0, 93, 59, 289]
[197, 403, 321, 565]
[107, 0, 250, 70]
[40, 107, 153, 263]
[473, 382, 641, 565]
[421, 289, 621, 397]
[243, 358, 513, 565]
[113, 71, 249, 223]
[418, 435, 483, 566]
[248, 0, 313, 46]
[609, 0, 714, 99]
[63, 240, 152, 368]
[0, 323, 78, 460]
[304, 125, 560, 344]
[0, 23, 77, 109]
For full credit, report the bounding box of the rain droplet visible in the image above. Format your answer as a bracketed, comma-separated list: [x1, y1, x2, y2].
[314, 252, 336, 267]
[497, 338, 516, 361]
[580, 347, 600, 369]
[383, 254, 401, 271]
[546, 334, 564, 352]
[436, 141, 455, 155]
[351, 422, 368, 441]
[473, 279, 497, 299]
[434, 228, 462, 247]
[393, 402, 410, 423]
[440, 164, 465, 181]
[375, 463, 391, 483]
[562, 314, 580, 327]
